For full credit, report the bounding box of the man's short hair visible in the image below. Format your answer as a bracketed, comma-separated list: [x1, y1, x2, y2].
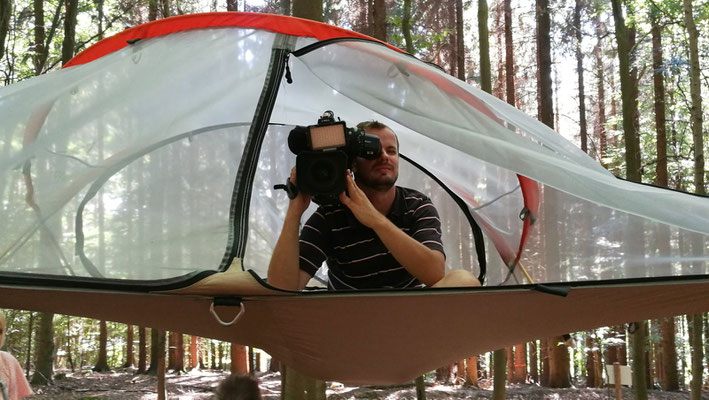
[356, 120, 390, 131]
[356, 120, 399, 152]
[214, 373, 262, 400]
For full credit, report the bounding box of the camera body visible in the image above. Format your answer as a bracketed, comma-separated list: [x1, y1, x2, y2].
[288, 111, 381, 204]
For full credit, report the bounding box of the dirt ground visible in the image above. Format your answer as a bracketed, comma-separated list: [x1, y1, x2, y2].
[24, 369, 706, 399]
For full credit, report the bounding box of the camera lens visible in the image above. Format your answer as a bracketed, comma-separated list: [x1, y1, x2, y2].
[296, 151, 348, 200]
[310, 159, 338, 190]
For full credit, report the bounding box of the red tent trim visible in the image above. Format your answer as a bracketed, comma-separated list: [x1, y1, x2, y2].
[65, 12, 402, 68]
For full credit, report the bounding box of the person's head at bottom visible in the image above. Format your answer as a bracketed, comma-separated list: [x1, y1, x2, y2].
[214, 373, 262, 400]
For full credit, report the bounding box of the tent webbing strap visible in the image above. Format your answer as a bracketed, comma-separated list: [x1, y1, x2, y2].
[220, 34, 298, 270]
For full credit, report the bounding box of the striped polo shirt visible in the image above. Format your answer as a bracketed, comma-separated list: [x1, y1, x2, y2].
[298, 186, 445, 290]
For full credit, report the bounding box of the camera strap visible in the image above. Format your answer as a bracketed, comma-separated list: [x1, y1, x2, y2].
[273, 178, 299, 200]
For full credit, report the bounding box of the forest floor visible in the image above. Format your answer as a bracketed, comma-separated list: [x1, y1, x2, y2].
[25, 368, 706, 399]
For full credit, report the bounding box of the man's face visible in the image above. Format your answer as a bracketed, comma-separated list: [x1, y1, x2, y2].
[353, 127, 399, 191]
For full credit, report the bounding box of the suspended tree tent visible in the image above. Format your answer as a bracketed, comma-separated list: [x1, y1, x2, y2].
[0, 12, 707, 384]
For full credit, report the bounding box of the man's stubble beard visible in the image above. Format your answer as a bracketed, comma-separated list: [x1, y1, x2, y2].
[354, 170, 398, 192]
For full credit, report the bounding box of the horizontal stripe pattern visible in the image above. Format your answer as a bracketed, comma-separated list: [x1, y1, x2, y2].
[299, 186, 445, 289]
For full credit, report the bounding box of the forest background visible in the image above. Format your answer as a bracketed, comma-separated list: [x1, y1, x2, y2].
[0, 0, 707, 398]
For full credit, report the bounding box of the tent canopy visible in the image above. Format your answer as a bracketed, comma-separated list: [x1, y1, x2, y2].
[1, 12, 707, 384]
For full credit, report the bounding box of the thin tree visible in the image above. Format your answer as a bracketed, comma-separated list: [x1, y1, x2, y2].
[610, 0, 640, 182]
[402, 0, 414, 53]
[138, 326, 147, 373]
[93, 321, 110, 372]
[478, 0, 491, 93]
[503, 0, 515, 105]
[574, 0, 587, 153]
[123, 325, 135, 368]
[682, 0, 704, 196]
[492, 347, 506, 400]
[455, 0, 464, 80]
[649, 3, 678, 391]
[0, 0, 9, 61]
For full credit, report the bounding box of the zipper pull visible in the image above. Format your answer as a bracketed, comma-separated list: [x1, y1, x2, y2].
[285, 53, 293, 84]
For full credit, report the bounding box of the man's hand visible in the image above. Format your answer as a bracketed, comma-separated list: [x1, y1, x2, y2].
[287, 167, 311, 218]
[339, 170, 444, 286]
[338, 170, 387, 229]
[267, 167, 312, 291]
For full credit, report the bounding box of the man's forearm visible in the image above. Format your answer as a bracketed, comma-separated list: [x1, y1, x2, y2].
[371, 217, 445, 286]
[267, 211, 304, 290]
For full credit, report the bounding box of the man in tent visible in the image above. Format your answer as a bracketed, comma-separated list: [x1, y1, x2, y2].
[267, 121, 480, 291]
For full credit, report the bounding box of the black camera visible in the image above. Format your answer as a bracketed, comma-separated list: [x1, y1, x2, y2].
[287, 111, 382, 204]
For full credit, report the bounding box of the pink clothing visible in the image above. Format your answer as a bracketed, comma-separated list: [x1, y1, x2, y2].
[0, 351, 32, 400]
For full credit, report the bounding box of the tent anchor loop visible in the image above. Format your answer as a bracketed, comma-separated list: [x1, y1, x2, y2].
[209, 297, 245, 327]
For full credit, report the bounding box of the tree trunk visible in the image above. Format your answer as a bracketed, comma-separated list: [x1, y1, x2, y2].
[0, 0, 10, 60]
[682, 0, 704, 195]
[93, 320, 110, 372]
[649, 4, 667, 188]
[123, 325, 135, 368]
[32, 0, 46, 74]
[65, 318, 74, 372]
[138, 326, 147, 373]
[455, 0, 465, 80]
[371, 0, 386, 41]
[148, 0, 158, 20]
[511, 343, 526, 383]
[292, 0, 322, 22]
[148, 328, 159, 374]
[168, 332, 184, 373]
[190, 336, 199, 370]
[415, 375, 426, 399]
[282, 365, 326, 400]
[548, 336, 570, 388]
[465, 356, 479, 386]
[688, 314, 704, 400]
[24, 312, 34, 379]
[62, 0, 78, 65]
[492, 349, 506, 400]
[156, 330, 167, 400]
[529, 341, 539, 384]
[536, 0, 553, 128]
[231, 344, 248, 374]
[610, 0, 641, 182]
[31, 312, 55, 385]
[586, 335, 597, 387]
[631, 322, 648, 399]
[574, 0, 587, 153]
[226, 0, 238, 12]
[593, 12, 607, 167]
[503, 0, 514, 106]
[541, 338, 550, 386]
[402, 0, 414, 53]
[478, 0, 491, 93]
